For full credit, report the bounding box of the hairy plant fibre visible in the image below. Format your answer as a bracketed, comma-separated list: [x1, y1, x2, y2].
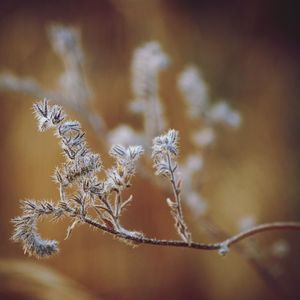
[11, 99, 300, 259]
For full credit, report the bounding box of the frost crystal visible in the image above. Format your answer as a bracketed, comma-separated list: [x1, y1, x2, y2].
[152, 129, 179, 158]
[218, 242, 230, 256]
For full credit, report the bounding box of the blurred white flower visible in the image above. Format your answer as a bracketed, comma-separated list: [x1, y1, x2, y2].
[271, 240, 290, 258]
[108, 125, 143, 147]
[192, 127, 215, 147]
[130, 41, 169, 137]
[239, 216, 256, 231]
[185, 192, 208, 216]
[208, 101, 241, 128]
[178, 66, 209, 119]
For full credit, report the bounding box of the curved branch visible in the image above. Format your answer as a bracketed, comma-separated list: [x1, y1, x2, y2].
[83, 217, 300, 253]
[226, 222, 300, 247]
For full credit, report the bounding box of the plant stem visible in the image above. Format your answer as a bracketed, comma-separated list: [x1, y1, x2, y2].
[166, 152, 183, 218]
[82, 216, 300, 252]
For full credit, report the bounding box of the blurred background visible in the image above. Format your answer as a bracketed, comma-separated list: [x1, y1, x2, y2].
[0, 0, 300, 299]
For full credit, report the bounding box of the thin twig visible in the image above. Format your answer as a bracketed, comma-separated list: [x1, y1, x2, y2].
[82, 216, 300, 252]
[226, 222, 300, 247]
[166, 152, 183, 218]
[114, 191, 122, 220]
[164, 149, 192, 243]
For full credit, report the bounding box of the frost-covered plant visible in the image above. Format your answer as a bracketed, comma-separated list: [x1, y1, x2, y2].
[12, 99, 144, 257]
[11, 100, 300, 259]
[152, 129, 191, 244]
[3, 25, 300, 297]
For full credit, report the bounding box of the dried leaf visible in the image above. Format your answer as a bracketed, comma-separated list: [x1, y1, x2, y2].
[65, 219, 80, 240]
[120, 195, 133, 211]
[166, 198, 177, 209]
[176, 179, 182, 190]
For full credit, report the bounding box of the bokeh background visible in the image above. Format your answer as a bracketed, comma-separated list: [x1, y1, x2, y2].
[0, 0, 300, 299]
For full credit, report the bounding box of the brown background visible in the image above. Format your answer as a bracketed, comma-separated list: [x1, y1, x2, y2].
[0, 0, 299, 299]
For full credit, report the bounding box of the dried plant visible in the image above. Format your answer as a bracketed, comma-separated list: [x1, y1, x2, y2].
[3, 24, 300, 297]
[11, 99, 300, 259]
[152, 129, 192, 244]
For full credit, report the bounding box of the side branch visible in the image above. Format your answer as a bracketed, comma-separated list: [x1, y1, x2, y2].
[83, 217, 300, 253]
[226, 222, 300, 247]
